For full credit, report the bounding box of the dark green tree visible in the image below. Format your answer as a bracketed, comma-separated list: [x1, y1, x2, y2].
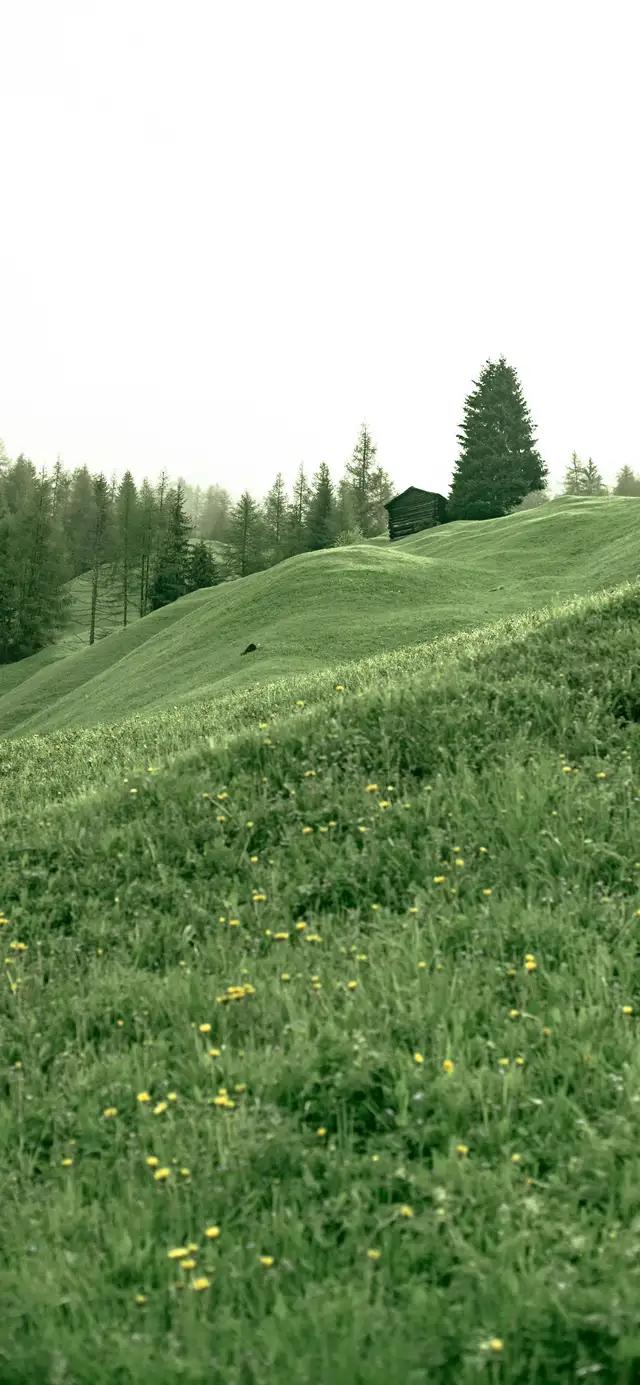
[0, 463, 71, 662]
[447, 357, 548, 520]
[226, 491, 269, 577]
[186, 540, 222, 593]
[200, 484, 233, 541]
[305, 461, 336, 550]
[89, 474, 114, 645]
[579, 457, 608, 495]
[149, 482, 193, 610]
[262, 472, 288, 564]
[110, 471, 140, 627]
[64, 466, 98, 576]
[282, 463, 312, 558]
[137, 479, 158, 617]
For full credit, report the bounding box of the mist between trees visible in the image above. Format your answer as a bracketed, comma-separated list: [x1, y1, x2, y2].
[1, 356, 639, 666]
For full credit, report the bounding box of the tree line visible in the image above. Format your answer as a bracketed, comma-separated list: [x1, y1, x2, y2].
[2, 355, 639, 666]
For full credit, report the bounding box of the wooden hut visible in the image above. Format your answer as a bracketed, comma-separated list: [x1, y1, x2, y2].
[384, 487, 448, 542]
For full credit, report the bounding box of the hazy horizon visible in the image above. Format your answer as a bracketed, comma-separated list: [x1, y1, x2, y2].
[2, 0, 638, 503]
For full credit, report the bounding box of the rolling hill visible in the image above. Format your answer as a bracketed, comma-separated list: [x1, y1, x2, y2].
[1, 494, 640, 1385]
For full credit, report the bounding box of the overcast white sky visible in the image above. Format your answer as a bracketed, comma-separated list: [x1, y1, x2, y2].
[1, 0, 638, 503]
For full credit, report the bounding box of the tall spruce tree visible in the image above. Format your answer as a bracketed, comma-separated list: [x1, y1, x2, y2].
[447, 357, 548, 520]
[262, 472, 288, 564]
[0, 464, 71, 662]
[89, 474, 114, 645]
[343, 423, 380, 535]
[579, 458, 608, 495]
[137, 479, 157, 617]
[305, 462, 336, 550]
[149, 482, 193, 609]
[110, 471, 140, 627]
[186, 540, 221, 593]
[65, 466, 98, 575]
[282, 463, 312, 558]
[226, 491, 268, 577]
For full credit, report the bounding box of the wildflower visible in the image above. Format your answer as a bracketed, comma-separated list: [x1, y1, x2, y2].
[137, 1091, 151, 1103]
[498, 1058, 510, 1068]
[489, 1339, 504, 1353]
[417, 960, 427, 969]
[208, 1047, 221, 1057]
[367, 1249, 381, 1261]
[433, 875, 446, 884]
[295, 920, 307, 931]
[347, 980, 358, 991]
[250, 855, 259, 863]
[204, 1226, 221, 1239]
[191, 1277, 211, 1291]
[168, 1247, 189, 1260]
[280, 973, 290, 982]
[316, 1127, 327, 1138]
[511, 1153, 522, 1163]
[153, 1101, 168, 1116]
[296, 700, 305, 707]
[414, 1052, 424, 1064]
[378, 799, 390, 809]
[167, 1092, 177, 1102]
[199, 1023, 212, 1034]
[456, 1144, 469, 1156]
[399, 1205, 414, 1218]
[303, 769, 316, 778]
[217, 792, 229, 800]
[515, 1056, 525, 1066]
[252, 893, 267, 903]
[482, 888, 493, 896]
[103, 1107, 118, 1118]
[442, 1059, 455, 1074]
[135, 1294, 148, 1305]
[273, 932, 290, 942]
[335, 684, 344, 691]
[146, 1156, 159, 1167]
[508, 1010, 520, 1019]
[366, 783, 379, 793]
[301, 826, 313, 835]
[153, 1167, 171, 1181]
[259, 1256, 274, 1267]
[61, 1157, 73, 1167]
[622, 1005, 634, 1015]
[454, 858, 465, 867]
[524, 959, 537, 972]
[180, 1258, 197, 1271]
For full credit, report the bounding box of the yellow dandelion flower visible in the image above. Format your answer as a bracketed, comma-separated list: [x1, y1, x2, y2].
[433, 875, 446, 884]
[482, 888, 493, 896]
[316, 1127, 327, 1137]
[295, 920, 307, 931]
[489, 1338, 504, 1352]
[135, 1294, 147, 1305]
[204, 1226, 221, 1239]
[103, 1107, 118, 1118]
[167, 1092, 177, 1102]
[367, 1248, 381, 1261]
[208, 1047, 221, 1057]
[347, 980, 358, 990]
[296, 700, 305, 707]
[61, 1157, 73, 1167]
[137, 1091, 151, 1103]
[228, 918, 241, 927]
[622, 1005, 633, 1015]
[191, 1277, 211, 1291]
[455, 1144, 469, 1156]
[498, 1058, 510, 1068]
[199, 1023, 212, 1034]
[414, 1052, 424, 1064]
[524, 960, 537, 972]
[442, 1059, 455, 1074]
[508, 1010, 520, 1019]
[273, 932, 290, 941]
[146, 1155, 159, 1167]
[399, 1205, 414, 1218]
[335, 684, 345, 691]
[180, 1258, 197, 1271]
[511, 1153, 522, 1163]
[180, 1168, 191, 1178]
[153, 1101, 168, 1116]
[542, 1026, 552, 1036]
[365, 784, 379, 793]
[301, 826, 313, 835]
[280, 973, 290, 982]
[515, 1056, 525, 1066]
[153, 1167, 171, 1181]
[250, 855, 259, 863]
[168, 1247, 189, 1260]
[259, 1256, 274, 1267]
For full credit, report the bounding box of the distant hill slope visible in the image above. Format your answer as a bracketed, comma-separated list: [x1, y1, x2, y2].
[0, 496, 637, 740]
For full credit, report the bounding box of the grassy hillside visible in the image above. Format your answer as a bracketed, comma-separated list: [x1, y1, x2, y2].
[1, 497, 640, 1383]
[0, 495, 638, 740]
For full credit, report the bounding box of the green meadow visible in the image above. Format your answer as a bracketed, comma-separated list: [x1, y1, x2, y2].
[2, 494, 640, 1384]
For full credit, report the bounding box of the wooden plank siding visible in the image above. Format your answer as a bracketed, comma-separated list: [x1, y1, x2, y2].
[383, 487, 448, 541]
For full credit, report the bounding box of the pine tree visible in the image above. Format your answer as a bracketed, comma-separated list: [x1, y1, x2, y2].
[89, 474, 114, 646]
[282, 464, 312, 558]
[110, 471, 140, 627]
[226, 491, 268, 577]
[0, 463, 71, 662]
[579, 458, 608, 495]
[562, 451, 587, 495]
[613, 465, 640, 496]
[343, 423, 382, 536]
[148, 482, 193, 610]
[447, 357, 548, 521]
[137, 479, 157, 617]
[262, 472, 288, 564]
[186, 540, 221, 593]
[305, 462, 336, 550]
[65, 466, 98, 576]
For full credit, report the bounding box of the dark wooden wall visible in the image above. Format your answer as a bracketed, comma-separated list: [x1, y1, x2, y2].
[386, 492, 447, 541]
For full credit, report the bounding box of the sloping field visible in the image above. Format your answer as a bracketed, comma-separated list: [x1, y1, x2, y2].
[0, 496, 638, 740]
[1, 498, 640, 1383]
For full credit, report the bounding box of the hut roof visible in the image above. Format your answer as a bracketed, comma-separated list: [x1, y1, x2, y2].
[384, 486, 446, 512]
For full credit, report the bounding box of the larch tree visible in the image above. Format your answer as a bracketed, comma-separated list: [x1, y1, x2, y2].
[305, 461, 336, 550]
[262, 471, 289, 564]
[89, 474, 114, 646]
[282, 463, 312, 558]
[149, 482, 193, 609]
[447, 357, 548, 521]
[226, 491, 268, 577]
